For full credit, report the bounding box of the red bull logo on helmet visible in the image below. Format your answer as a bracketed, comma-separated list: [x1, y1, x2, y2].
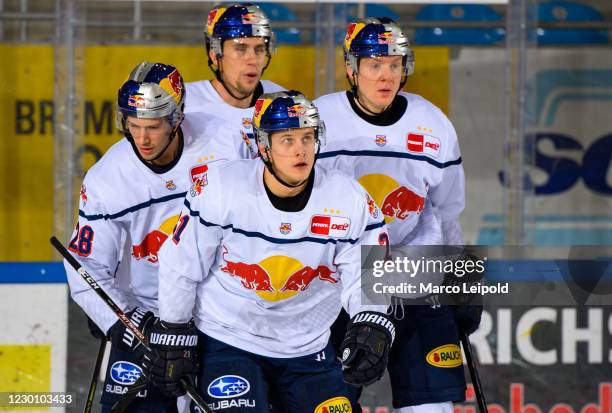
[206, 7, 225, 35]
[159, 69, 183, 105]
[378, 31, 394, 44]
[344, 22, 366, 52]
[242, 12, 261, 24]
[128, 95, 145, 108]
[253, 98, 273, 128]
[167, 69, 183, 98]
[287, 104, 307, 118]
[220, 248, 338, 302]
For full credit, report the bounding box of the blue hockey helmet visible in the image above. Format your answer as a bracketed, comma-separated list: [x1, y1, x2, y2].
[116, 62, 185, 134]
[205, 3, 276, 58]
[344, 17, 414, 81]
[252, 90, 326, 151]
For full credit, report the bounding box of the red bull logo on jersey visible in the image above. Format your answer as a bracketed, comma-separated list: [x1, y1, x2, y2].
[365, 193, 380, 219]
[381, 186, 425, 220]
[128, 95, 145, 108]
[314, 396, 352, 413]
[378, 31, 394, 44]
[407, 133, 441, 158]
[165, 180, 176, 191]
[220, 247, 338, 301]
[426, 344, 462, 368]
[280, 265, 338, 292]
[279, 223, 292, 235]
[242, 117, 252, 130]
[359, 175, 426, 224]
[309, 215, 351, 238]
[132, 215, 180, 264]
[80, 184, 88, 206]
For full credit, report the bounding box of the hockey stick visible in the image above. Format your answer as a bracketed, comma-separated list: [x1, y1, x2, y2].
[460, 330, 488, 413]
[83, 338, 107, 413]
[50, 236, 212, 413]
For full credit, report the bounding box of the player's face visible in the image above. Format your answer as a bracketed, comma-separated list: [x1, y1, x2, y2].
[127, 116, 174, 162]
[212, 37, 268, 97]
[349, 55, 403, 113]
[266, 127, 317, 185]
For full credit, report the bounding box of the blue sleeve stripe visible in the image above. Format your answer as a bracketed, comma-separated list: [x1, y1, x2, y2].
[0, 262, 67, 283]
[184, 199, 360, 245]
[319, 149, 462, 169]
[79, 192, 188, 221]
[365, 220, 386, 231]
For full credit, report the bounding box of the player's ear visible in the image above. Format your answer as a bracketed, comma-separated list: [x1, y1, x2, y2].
[345, 60, 354, 77]
[258, 143, 268, 161]
[209, 48, 219, 66]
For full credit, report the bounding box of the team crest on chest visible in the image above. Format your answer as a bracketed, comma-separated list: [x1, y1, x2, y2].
[242, 117, 252, 130]
[375, 134, 387, 147]
[279, 223, 292, 235]
[165, 180, 176, 191]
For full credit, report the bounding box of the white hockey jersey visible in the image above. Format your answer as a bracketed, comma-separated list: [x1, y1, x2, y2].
[185, 80, 284, 159]
[64, 116, 245, 334]
[314, 91, 465, 245]
[158, 160, 389, 358]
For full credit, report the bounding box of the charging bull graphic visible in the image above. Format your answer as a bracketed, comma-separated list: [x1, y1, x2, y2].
[220, 246, 338, 301]
[359, 173, 426, 224]
[132, 215, 180, 264]
[381, 186, 425, 220]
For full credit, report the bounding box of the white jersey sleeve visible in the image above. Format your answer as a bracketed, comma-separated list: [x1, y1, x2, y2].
[64, 173, 131, 334]
[157, 168, 223, 323]
[335, 185, 389, 318]
[428, 115, 465, 244]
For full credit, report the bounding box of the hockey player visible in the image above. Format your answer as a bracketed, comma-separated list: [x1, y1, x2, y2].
[314, 18, 482, 413]
[148, 91, 394, 412]
[63, 62, 245, 413]
[185, 3, 284, 159]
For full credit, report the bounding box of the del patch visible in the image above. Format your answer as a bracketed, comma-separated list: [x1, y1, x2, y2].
[309, 215, 351, 238]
